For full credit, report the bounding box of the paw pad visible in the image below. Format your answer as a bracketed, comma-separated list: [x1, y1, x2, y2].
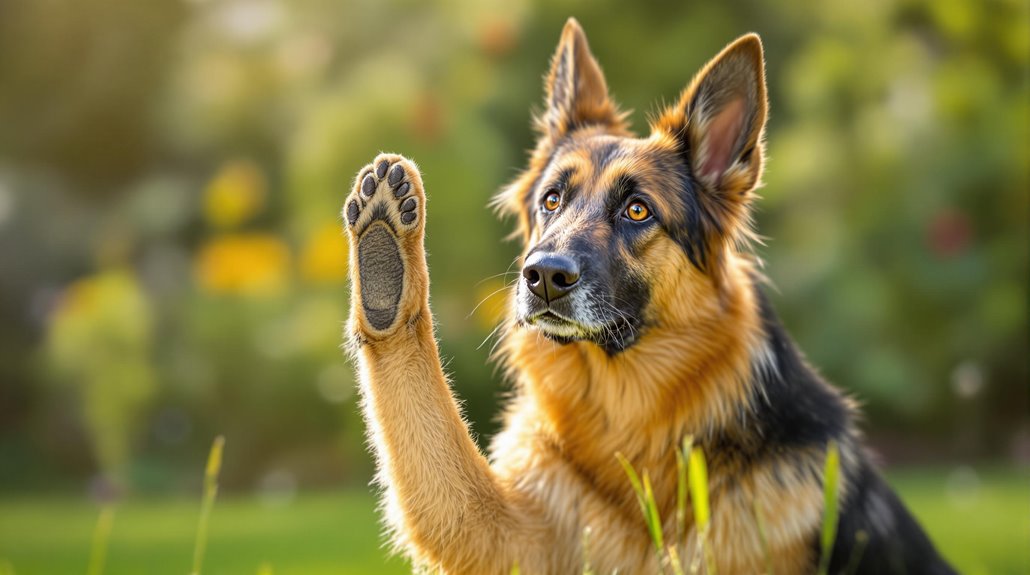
[347, 200, 359, 226]
[344, 154, 425, 334]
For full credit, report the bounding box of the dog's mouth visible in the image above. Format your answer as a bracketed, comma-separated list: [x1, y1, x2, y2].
[527, 309, 583, 340]
[537, 310, 569, 323]
[524, 308, 640, 353]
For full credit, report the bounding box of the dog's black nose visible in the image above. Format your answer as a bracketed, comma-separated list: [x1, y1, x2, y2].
[523, 252, 580, 302]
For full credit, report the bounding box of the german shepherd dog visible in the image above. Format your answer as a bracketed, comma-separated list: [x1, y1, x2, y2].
[342, 18, 955, 575]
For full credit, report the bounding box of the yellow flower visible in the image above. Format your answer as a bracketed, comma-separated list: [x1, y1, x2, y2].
[299, 222, 348, 284]
[203, 159, 267, 229]
[194, 233, 291, 296]
[50, 269, 153, 369]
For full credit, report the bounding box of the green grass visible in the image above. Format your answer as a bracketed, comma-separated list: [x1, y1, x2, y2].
[0, 491, 407, 575]
[887, 467, 1029, 575]
[0, 467, 1025, 575]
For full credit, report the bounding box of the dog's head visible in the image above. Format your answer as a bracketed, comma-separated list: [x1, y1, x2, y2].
[495, 19, 768, 354]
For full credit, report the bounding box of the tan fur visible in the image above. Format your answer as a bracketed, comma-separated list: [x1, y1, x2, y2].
[345, 21, 839, 574]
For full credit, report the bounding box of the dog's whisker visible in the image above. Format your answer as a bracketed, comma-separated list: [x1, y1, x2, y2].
[478, 317, 513, 352]
[473, 256, 523, 288]
[466, 281, 517, 320]
[473, 271, 521, 287]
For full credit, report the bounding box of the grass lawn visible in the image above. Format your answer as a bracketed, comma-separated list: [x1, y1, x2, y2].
[0, 467, 1026, 574]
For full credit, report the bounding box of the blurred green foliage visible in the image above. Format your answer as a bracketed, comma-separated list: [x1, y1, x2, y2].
[0, 0, 1026, 498]
[46, 270, 156, 484]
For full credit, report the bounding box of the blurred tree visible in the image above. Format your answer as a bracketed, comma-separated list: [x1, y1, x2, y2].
[0, 0, 186, 188]
[46, 269, 156, 486]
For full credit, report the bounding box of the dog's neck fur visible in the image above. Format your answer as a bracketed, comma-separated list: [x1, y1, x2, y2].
[497, 252, 770, 511]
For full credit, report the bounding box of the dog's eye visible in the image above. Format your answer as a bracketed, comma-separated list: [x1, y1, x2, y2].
[624, 201, 651, 222]
[542, 191, 562, 212]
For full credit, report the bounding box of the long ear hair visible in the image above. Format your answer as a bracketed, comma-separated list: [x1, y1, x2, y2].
[491, 18, 628, 240]
[651, 33, 769, 274]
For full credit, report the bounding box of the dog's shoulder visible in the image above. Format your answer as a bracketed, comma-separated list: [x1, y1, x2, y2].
[748, 286, 956, 574]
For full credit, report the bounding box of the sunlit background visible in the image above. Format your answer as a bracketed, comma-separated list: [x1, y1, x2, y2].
[0, 0, 1027, 573]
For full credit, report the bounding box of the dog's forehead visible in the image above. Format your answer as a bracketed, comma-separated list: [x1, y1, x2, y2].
[546, 134, 652, 188]
[541, 134, 686, 208]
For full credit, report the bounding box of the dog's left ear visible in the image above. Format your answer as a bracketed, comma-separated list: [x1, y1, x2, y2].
[656, 33, 768, 196]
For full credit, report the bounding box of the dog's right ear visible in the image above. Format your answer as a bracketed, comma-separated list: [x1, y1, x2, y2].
[538, 18, 623, 140]
[493, 18, 626, 240]
[651, 34, 767, 273]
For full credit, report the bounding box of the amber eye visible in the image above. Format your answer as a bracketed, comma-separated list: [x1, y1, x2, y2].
[543, 191, 562, 212]
[625, 201, 650, 221]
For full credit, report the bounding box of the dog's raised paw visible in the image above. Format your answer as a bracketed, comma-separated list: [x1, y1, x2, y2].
[344, 154, 425, 333]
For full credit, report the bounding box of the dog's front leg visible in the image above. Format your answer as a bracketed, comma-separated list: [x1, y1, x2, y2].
[343, 154, 552, 574]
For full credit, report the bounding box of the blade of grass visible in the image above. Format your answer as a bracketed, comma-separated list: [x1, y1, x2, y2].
[86, 505, 115, 575]
[675, 438, 690, 543]
[688, 446, 715, 575]
[843, 530, 869, 575]
[581, 526, 595, 575]
[191, 435, 225, 575]
[616, 452, 648, 518]
[642, 471, 665, 552]
[674, 437, 694, 575]
[752, 500, 774, 575]
[687, 447, 710, 531]
[816, 441, 841, 575]
[617, 453, 667, 573]
[667, 545, 686, 575]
